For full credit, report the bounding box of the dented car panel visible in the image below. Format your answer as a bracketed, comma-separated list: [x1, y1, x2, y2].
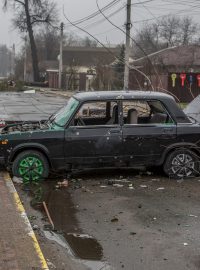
[122, 124, 177, 165]
[0, 90, 200, 179]
[64, 125, 123, 166]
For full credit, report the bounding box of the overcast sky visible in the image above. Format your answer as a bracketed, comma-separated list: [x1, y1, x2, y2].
[0, 0, 200, 52]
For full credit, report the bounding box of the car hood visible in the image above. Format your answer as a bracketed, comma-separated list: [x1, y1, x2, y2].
[184, 95, 200, 123]
[0, 121, 48, 135]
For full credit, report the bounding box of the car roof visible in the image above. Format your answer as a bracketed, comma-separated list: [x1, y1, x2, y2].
[73, 90, 174, 102]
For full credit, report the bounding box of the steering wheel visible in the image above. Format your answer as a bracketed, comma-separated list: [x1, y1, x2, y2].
[77, 117, 85, 126]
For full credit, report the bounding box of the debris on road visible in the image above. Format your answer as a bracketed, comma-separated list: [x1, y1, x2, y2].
[56, 179, 69, 188]
[111, 217, 119, 222]
[128, 184, 134, 190]
[46, 259, 56, 269]
[107, 179, 130, 185]
[156, 187, 165, 191]
[140, 185, 148, 188]
[12, 176, 23, 184]
[24, 89, 36, 94]
[28, 215, 37, 221]
[43, 201, 55, 230]
[32, 224, 39, 231]
[130, 232, 137, 236]
[113, 184, 124, 187]
[151, 178, 160, 182]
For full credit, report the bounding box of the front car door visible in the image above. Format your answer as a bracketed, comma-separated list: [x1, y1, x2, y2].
[121, 99, 177, 166]
[64, 100, 123, 168]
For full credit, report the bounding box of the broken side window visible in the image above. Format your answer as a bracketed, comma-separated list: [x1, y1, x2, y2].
[71, 101, 119, 126]
[122, 100, 175, 125]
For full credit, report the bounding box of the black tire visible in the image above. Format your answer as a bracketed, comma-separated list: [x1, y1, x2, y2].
[163, 149, 200, 179]
[12, 150, 49, 183]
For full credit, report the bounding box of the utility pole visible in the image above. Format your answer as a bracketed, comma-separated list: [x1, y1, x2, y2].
[11, 44, 15, 76]
[24, 35, 27, 82]
[124, 0, 132, 90]
[58, 22, 64, 89]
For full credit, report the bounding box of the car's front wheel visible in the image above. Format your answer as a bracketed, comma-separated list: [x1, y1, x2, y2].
[12, 150, 49, 183]
[163, 149, 200, 179]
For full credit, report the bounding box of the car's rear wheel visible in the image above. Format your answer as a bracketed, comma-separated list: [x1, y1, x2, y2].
[12, 150, 49, 183]
[163, 149, 200, 179]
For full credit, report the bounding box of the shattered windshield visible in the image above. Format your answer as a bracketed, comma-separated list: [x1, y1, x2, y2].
[50, 97, 79, 129]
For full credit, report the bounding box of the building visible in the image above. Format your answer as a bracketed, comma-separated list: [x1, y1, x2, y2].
[45, 46, 120, 90]
[129, 45, 200, 102]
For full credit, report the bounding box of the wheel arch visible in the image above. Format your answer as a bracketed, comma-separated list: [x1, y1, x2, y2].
[9, 143, 52, 169]
[160, 143, 200, 165]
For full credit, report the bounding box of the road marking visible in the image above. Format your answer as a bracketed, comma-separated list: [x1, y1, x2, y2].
[4, 172, 49, 270]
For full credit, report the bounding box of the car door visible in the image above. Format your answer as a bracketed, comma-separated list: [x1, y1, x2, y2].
[64, 100, 123, 167]
[121, 99, 177, 166]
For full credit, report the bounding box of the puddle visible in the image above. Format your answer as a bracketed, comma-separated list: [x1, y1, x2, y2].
[65, 233, 103, 260]
[44, 230, 112, 270]
[27, 180, 108, 269]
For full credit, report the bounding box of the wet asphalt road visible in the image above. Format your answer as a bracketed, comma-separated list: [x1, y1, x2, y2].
[16, 170, 200, 270]
[0, 91, 67, 121]
[70, 170, 200, 270]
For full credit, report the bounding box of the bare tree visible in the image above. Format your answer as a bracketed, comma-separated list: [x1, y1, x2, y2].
[134, 15, 199, 58]
[134, 23, 162, 57]
[179, 16, 198, 45]
[159, 16, 181, 46]
[35, 28, 60, 60]
[3, 0, 57, 81]
[80, 37, 98, 47]
[0, 45, 10, 77]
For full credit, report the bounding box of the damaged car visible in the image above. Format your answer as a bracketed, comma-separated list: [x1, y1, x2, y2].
[0, 90, 199, 182]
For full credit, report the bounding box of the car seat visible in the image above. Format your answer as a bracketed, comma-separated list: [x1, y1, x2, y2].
[126, 108, 138, 124]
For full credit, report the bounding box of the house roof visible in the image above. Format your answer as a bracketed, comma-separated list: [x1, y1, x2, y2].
[62, 46, 120, 67]
[132, 45, 200, 67]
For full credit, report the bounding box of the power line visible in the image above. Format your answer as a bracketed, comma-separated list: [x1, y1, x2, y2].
[132, 1, 200, 24]
[65, 0, 122, 27]
[76, 4, 126, 32]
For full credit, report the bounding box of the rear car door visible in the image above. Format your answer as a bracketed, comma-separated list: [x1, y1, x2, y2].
[121, 99, 177, 166]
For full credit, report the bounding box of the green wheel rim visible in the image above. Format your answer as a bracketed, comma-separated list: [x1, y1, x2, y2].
[18, 156, 44, 183]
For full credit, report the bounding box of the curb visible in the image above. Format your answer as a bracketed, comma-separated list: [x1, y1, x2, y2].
[3, 172, 49, 270]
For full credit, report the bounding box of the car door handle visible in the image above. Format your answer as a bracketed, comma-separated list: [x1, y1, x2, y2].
[110, 129, 121, 134]
[162, 127, 173, 133]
